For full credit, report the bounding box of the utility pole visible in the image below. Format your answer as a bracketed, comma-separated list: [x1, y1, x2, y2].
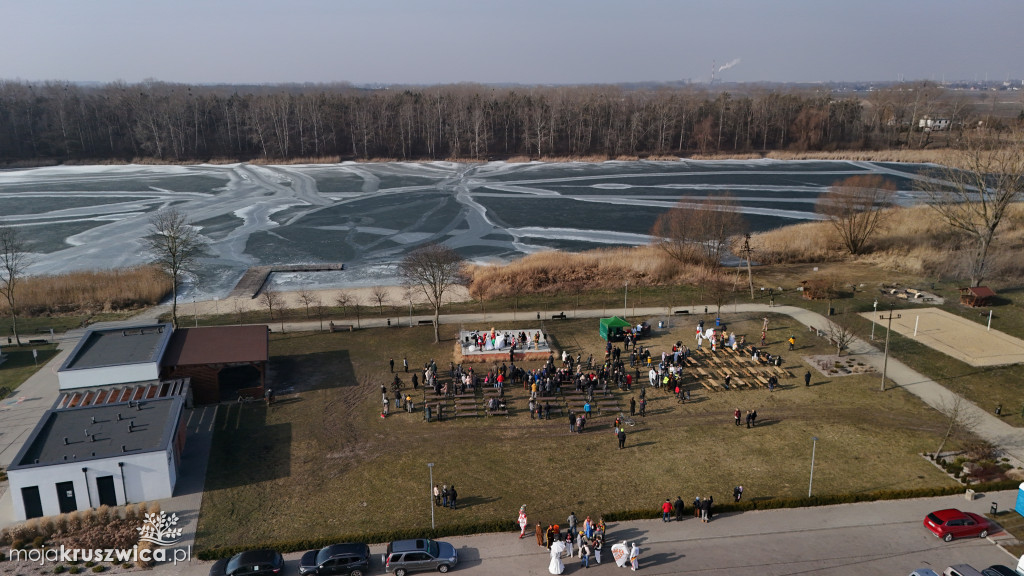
[880, 305, 901, 391]
[623, 281, 628, 319]
[871, 300, 878, 340]
[742, 233, 754, 299]
[809, 436, 818, 497]
[427, 462, 435, 530]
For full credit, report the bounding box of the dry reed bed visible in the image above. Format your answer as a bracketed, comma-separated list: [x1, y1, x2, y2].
[5, 266, 169, 316]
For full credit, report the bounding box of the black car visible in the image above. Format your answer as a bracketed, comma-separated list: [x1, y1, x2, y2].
[210, 549, 285, 576]
[299, 543, 371, 576]
[982, 566, 1019, 576]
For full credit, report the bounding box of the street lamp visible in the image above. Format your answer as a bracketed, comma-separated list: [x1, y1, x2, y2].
[880, 305, 901, 391]
[809, 437, 818, 497]
[623, 281, 628, 319]
[427, 462, 435, 530]
[871, 300, 878, 341]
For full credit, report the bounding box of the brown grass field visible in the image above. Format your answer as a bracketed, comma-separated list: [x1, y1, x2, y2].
[196, 313, 956, 550]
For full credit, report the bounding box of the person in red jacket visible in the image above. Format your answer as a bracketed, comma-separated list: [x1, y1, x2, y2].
[661, 498, 673, 522]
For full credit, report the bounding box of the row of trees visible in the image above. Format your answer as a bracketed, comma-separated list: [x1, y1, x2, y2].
[0, 80, 995, 163]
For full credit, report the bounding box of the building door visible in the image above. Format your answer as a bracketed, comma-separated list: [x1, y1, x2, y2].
[21, 486, 43, 519]
[55, 481, 78, 514]
[96, 476, 118, 507]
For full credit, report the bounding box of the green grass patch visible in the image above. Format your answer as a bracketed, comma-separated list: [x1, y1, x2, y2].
[0, 344, 58, 398]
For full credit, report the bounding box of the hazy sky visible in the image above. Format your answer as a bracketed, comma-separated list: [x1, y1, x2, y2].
[3, 0, 1022, 85]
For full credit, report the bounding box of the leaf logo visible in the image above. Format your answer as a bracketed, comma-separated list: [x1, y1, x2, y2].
[137, 511, 183, 546]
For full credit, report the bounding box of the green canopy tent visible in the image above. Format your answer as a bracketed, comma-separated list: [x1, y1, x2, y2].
[599, 316, 633, 341]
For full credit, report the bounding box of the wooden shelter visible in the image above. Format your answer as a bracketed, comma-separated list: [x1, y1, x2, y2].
[959, 286, 996, 307]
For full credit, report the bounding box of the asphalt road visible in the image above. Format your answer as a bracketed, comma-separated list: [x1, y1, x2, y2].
[170, 491, 1021, 576]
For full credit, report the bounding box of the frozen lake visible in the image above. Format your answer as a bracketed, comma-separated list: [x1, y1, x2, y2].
[0, 159, 931, 300]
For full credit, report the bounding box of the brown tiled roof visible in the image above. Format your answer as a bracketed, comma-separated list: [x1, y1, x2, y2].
[968, 286, 996, 298]
[162, 326, 268, 366]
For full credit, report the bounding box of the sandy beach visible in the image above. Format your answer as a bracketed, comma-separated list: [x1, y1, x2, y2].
[182, 284, 471, 317]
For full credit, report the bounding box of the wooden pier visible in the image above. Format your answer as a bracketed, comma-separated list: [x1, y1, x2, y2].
[228, 263, 345, 299]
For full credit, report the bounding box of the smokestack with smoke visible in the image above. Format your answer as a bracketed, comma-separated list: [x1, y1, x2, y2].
[718, 58, 741, 73]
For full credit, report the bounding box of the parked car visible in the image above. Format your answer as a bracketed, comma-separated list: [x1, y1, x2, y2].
[382, 539, 458, 575]
[944, 565, 984, 576]
[299, 543, 371, 576]
[981, 565, 1020, 576]
[924, 508, 991, 542]
[910, 570, 940, 576]
[210, 550, 285, 576]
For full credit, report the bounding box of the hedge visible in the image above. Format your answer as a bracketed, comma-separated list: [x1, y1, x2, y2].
[196, 479, 1021, 560]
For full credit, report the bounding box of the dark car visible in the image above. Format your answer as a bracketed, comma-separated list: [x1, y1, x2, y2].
[383, 539, 458, 575]
[981, 566, 1019, 576]
[299, 543, 371, 576]
[923, 508, 991, 542]
[210, 550, 285, 576]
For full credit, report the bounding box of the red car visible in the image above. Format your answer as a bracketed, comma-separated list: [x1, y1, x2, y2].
[923, 508, 992, 542]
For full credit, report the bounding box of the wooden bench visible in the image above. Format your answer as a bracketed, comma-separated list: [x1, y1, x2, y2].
[699, 379, 715, 391]
[673, 309, 689, 315]
[772, 365, 792, 378]
[551, 313, 567, 320]
[328, 322, 354, 332]
[756, 374, 771, 387]
[707, 378, 723, 390]
[733, 378, 750, 389]
[486, 410, 509, 417]
[418, 319, 435, 326]
[456, 409, 479, 418]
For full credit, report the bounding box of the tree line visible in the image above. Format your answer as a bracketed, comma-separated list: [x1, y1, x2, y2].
[0, 80, 994, 163]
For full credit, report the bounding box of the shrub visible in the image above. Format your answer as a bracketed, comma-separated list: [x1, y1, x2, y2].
[11, 539, 25, 550]
[84, 561, 95, 568]
[54, 566, 66, 574]
[91, 566, 106, 573]
[69, 567, 81, 575]
[32, 536, 46, 548]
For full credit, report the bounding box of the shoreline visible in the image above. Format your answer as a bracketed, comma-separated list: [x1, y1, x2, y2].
[178, 284, 472, 317]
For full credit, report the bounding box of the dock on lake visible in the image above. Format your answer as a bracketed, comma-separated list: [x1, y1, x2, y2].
[228, 263, 345, 299]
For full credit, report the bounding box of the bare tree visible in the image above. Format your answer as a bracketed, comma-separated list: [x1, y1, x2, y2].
[399, 244, 464, 343]
[312, 294, 325, 331]
[651, 194, 746, 269]
[934, 389, 980, 457]
[297, 288, 316, 319]
[145, 208, 206, 327]
[0, 226, 31, 346]
[334, 292, 351, 315]
[918, 130, 1024, 286]
[260, 288, 283, 332]
[825, 311, 860, 357]
[818, 175, 895, 255]
[370, 285, 391, 316]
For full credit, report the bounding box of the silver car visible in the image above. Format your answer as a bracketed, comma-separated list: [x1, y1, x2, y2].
[382, 539, 458, 575]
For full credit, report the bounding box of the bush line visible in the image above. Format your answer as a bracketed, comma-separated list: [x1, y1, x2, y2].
[195, 480, 1019, 560]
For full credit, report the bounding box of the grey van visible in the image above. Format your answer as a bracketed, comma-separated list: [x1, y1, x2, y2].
[382, 539, 458, 575]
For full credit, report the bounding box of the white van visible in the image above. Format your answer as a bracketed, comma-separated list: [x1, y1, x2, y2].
[944, 565, 984, 576]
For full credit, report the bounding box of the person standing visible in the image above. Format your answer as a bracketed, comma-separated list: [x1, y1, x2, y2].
[564, 530, 574, 558]
[389, 357, 394, 373]
[617, 426, 626, 449]
[673, 496, 685, 521]
[441, 484, 449, 508]
[569, 410, 577, 433]
[745, 410, 752, 428]
[434, 484, 441, 506]
[751, 410, 758, 427]
[536, 521, 544, 546]
[734, 408, 741, 426]
[693, 496, 701, 518]
[518, 505, 529, 539]
[630, 396, 636, 416]
[788, 335, 796, 350]
[580, 538, 591, 569]
[700, 497, 710, 523]
[661, 499, 672, 522]
[733, 485, 743, 502]
[804, 370, 811, 387]
[639, 397, 646, 417]
[403, 356, 408, 372]
[593, 535, 603, 565]
[567, 512, 578, 537]
[529, 398, 537, 419]
[448, 485, 457, 509]
[707, 494, 715, 521]
[629, 542, 639, 571]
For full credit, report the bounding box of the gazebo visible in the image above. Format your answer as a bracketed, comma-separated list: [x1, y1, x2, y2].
[959, 286, 996, 308]
[599, 317, 632, 341]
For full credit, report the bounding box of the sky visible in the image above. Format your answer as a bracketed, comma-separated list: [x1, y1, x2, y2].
[2, 0, 1022, 86]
